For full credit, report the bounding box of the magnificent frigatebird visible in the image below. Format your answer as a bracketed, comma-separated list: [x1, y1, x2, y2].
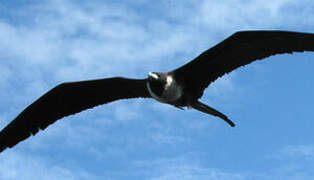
[0, 30, 314, 152]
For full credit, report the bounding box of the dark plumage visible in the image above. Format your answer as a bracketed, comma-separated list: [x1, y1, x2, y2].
[1, 30, 314, 153]
[0, 78, 150, 152]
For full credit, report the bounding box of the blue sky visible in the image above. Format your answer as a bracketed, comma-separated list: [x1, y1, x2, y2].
[0, 0, 314, 179]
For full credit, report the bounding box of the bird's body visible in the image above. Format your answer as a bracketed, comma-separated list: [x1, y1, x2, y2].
[146, 71, 236, 126]
[1, 30, 314, 152]
[146, 72, 183, 104]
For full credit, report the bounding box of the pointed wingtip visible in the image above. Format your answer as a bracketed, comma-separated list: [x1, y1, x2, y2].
[221, 115, 236, 127]
[229, 121, 236, 127]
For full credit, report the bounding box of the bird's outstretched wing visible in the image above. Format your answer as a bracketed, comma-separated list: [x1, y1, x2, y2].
[173, 30, 314, 98]
[0, 77, 150, 152]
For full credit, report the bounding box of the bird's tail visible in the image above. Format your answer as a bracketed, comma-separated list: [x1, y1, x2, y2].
[191, 101, 235, 127]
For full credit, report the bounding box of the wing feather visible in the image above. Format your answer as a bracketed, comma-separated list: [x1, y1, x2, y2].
[0, 77, 150, 152]
[173, 30, 314, 98]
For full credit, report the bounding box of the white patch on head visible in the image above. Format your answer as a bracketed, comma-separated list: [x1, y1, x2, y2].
[149, 72, 159, 79]
[162, 75, 182, 101]
[165, 76, 173, 89]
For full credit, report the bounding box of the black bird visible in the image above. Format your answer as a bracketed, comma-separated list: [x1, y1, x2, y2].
[1, 30, 314, 153]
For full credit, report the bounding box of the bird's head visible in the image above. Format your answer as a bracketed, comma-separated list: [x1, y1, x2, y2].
[147, 72, 167, 97]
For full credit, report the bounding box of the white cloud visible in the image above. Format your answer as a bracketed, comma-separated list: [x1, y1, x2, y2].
[0, 1, 205, 85]
[0, 65, 12, 87]
[151, 133, 189, 145]
[150, 166, 244, 180]
[134, 152, 314, 180]
[282, 145, 314, 158]
[1, 0, 312, 85]
[135, 157, 244, 180]
[198, 0, 314, 31]
[0, 151, 97, 180]
[269, 144, 314, 160]
[113, 101, 143, 122]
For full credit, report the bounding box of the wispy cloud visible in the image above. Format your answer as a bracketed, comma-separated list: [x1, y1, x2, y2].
[134, 157, 244, 180]
[0, 151, 98, 180]
[269, 144, 314, 160]
[198, 0, 314, 31]
[281, 145, 314, 158]
[149, 166, 244, 180]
